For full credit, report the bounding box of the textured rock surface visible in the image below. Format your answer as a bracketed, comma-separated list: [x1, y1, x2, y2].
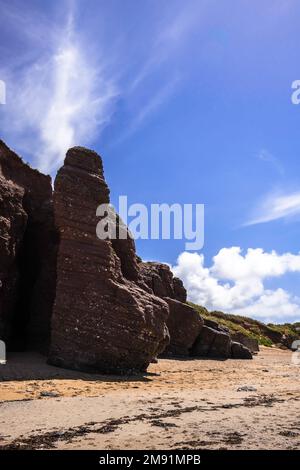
[138, 262, 205, 356]
[231, 332, 259, 353]
[191, 325, 217, 357]
[137, 263, 251, 360]
[139, 262, 186, 302]
[204, 317, 230, 334]
[208, 330, 231, 358]
[0, 175, 27, 343]
[191, 325, 240, 359]
[163, 298, 203, 356]
[48, 147, 169, 374]
[110, 214, 140, 282]
[231, 341, 253, 359]
[0, 141, 56, 351]
[0, 139, 253, 370]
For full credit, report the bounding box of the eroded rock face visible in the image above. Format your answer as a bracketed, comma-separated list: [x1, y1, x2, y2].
[191, 325, 217, 357]
[138, 262, 201, 356]
[0, 141, 56, 351]
[191, 324, 251, 359]
[137, 262, 251, 359]
[204, 317, 230, 334]
[209, 330, 231, 358]
[0, 140, 252, 369]
[139, 262, 186, 302]
[163, 298, 204, 356]
[231, 341, 253, 359]
[48, 147, 169, 374]
[231, 332, 259, 353]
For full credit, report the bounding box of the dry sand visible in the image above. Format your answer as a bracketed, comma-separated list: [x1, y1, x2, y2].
[0, 347, 299, 450]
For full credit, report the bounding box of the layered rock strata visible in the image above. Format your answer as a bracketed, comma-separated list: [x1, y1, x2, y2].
[48, 147, 169, 373]
[0, 141, 252, 373]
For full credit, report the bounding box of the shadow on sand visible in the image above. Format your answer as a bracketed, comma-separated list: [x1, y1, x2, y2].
[0, 351, 159, 383]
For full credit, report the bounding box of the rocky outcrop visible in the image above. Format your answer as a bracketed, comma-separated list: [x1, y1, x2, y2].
[191, 325, 217, 357]
[139, 262, 186, 302]
[163, 298, 203, 356]
[203, 317, 230, 334]
[191, 326, 231, 359]
[191, 326, 251, 359]
[138, 262, 252, 359]
[0, 141, 57, 352]
[110, 213, 140, 282]
[137, 262, 201, 357]
[48, 147, 169, 374]
[0, 175, 27, 344]
[209, 330, 232, 358]
[0, 140, 252, 372]
[231, 332, 259, 353]
[231, 341, 253, 359]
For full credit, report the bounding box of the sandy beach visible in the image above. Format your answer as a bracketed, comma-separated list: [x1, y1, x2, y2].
[0, 347, 299, 450]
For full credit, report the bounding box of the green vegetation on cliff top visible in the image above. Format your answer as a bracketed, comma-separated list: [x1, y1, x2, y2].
[189, 302, 300, 348]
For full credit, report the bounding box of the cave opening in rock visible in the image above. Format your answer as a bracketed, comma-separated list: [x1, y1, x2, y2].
[6, 190, 58, 353]
[8, 219, 42, 351]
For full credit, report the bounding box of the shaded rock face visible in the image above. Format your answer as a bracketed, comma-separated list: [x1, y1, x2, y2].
[0, 140, 252, 371]
[0, 176, 27, 343]
[110, 214, 140, 282]
[138, 262, 252, 360]
[138, 262, 200, 357]
[231, 332, 259, 353]
[48, 147, 169, 374]
[163, 298, 204, 356]
[191, 326, 250, 359]
[231, 341, 253, 359]
[209, 330, 231, 358]
[191, 325, 218, 357]
[204, 318, 230, 334]
[0, 141, 57, 351]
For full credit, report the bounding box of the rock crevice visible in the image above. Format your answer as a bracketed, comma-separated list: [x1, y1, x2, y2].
[0, 142, 252, 373]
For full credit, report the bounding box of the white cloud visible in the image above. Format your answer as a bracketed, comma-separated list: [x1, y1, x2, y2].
[1, 13, 118, 174]
[0, 0, 205, 171]
[244, 190, 300, 226]
[172, 248, 300, 323]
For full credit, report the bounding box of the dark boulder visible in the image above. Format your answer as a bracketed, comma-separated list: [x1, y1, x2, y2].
[163, 298, 203, 356]
[208, 330, 231, 358]
[231, 332, 259, 353]
[0, 176, 27, 343]
[191, 325, 231, 358]
[191, 325, 217, 357]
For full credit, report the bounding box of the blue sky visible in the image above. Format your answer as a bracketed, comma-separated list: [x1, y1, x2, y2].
[1, 0, 300, 323]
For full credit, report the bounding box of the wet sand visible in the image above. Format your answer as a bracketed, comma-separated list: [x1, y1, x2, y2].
[0, 347, 299, 450]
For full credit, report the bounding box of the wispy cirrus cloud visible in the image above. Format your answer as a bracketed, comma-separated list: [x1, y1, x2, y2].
[0, 0, 206, 173]
[130, 1, 209, 92]
[0, 8, 119, 175]
[244, 190, 300, 226]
